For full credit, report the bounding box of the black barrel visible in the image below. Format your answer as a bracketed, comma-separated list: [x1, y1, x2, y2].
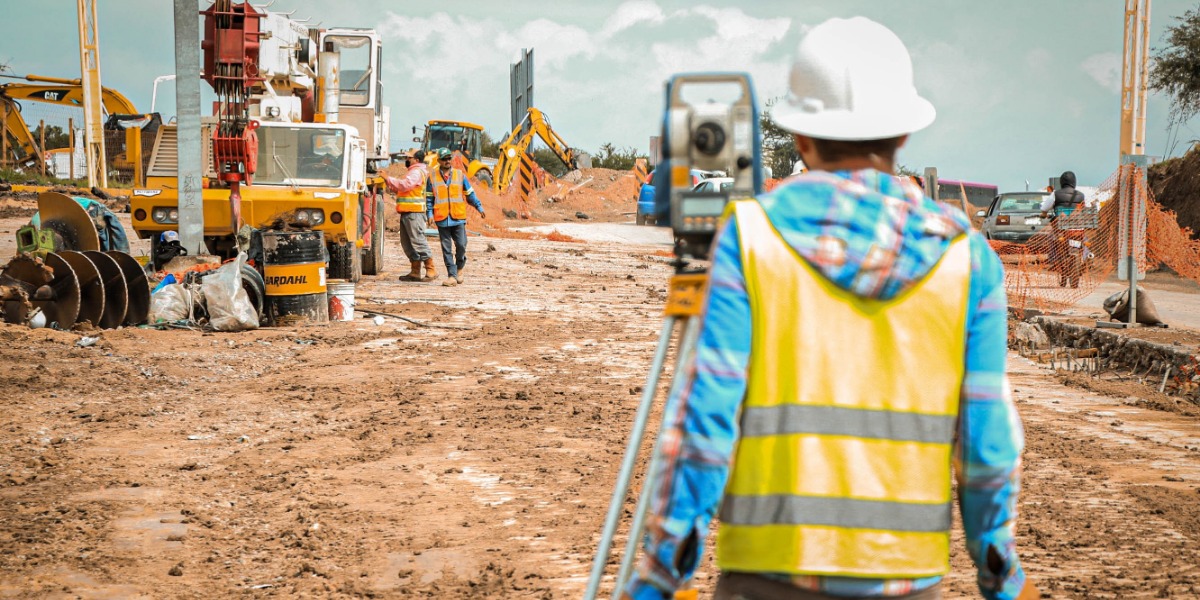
[261, 230, 328, 326]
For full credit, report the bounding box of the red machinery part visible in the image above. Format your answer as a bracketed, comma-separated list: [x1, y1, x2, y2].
[200, 1, 263, 92]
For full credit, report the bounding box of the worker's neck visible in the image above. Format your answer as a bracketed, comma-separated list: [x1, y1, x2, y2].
[811, 157, 896, 174]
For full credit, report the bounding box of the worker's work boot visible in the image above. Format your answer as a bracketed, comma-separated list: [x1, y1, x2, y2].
[399, 261, 421, 282]
[442, 277, 458, 287]
[455, 266, 464, 284]
[421, 258, 437, 282]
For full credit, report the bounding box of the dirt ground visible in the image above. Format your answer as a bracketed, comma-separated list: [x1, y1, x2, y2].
[2, 202, 1200, 598]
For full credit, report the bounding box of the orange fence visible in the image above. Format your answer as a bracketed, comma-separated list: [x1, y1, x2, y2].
[991, 164, 1200, 313]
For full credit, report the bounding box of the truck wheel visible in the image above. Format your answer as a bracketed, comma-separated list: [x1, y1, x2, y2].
[239, 264, 266, 320]
[361, 197, 385, 275]
[328, 241, 361, 283]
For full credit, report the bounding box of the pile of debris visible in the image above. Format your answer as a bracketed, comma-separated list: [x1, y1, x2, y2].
[1148, 146, 1200, 239]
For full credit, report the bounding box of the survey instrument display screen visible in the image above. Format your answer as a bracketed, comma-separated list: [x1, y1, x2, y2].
[678, 194, 727, 217]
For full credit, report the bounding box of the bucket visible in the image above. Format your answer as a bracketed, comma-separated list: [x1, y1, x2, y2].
[326, 279, 355, 322]
[262, 230, 328, 326]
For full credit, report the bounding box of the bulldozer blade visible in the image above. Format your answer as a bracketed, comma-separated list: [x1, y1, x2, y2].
[107, 251, 149, 326]
[84, 251, 128, 329]
[58, 251, 104, 328]
[38, 192, 100, 252]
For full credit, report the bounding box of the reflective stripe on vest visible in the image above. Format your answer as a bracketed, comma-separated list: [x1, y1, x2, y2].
[431, 168, 467, 221]
[396, 167, 429, 213]
[715, 199, 971, 579]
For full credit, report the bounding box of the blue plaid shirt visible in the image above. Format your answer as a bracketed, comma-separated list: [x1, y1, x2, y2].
[626, 170, 1027, 600]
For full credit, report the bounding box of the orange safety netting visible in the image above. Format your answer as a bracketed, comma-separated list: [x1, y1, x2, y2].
[990, 164, 1200, 313]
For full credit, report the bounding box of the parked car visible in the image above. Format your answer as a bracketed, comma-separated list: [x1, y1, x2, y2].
[636, 167, 708, 226]
[977, 192, 1050, 242]
[693, 177, 734, 193]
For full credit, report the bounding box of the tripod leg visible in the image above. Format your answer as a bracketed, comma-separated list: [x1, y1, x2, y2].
[584, 316, 679, 600]
[611, 316, 703, 599]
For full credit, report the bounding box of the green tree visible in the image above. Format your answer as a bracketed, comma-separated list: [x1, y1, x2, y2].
[591, 142, 643, 171]
[1150, 7, 1200, 124]
[31, 123, 70, 150]
[761, 97, 798, 178]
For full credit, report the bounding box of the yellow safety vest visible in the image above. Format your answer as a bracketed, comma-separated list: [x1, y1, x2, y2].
[715, 200, 971, 579]
[395, 166, 429, 213]
[431, 168, 467, 221]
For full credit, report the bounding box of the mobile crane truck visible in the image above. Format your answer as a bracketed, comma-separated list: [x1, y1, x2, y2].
[130, 0, 391, 281]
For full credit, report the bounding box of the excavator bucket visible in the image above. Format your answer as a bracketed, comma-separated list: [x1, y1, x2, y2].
[37, 192, 101, 252]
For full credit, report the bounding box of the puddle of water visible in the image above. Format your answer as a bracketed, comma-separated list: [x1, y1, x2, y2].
[459, 467, 514, 506]
[0, 566, 152, 599]
[111, 511, 187, 553]
[380, 549, 479, 586]
[361, 337, 400, 349]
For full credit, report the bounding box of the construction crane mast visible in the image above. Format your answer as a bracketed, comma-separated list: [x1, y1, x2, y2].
[1119, 0, 1151, 164]
[76, 0, 107, 187]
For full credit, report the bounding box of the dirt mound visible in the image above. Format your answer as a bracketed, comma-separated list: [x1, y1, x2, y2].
[1148, 146, 1200, 239]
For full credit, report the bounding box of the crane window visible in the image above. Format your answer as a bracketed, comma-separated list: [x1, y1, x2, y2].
[326, 35, 372, 107]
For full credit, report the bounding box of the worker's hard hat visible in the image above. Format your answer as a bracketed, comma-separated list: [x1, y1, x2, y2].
[771, 17, 935, 141]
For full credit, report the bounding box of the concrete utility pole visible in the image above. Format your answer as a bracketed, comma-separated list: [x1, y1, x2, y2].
[173, 0, 206, 255]
[1119, 0, 1151, 164]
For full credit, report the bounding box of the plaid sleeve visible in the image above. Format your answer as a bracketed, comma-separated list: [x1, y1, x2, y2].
[957, 233, 1028, 600]
[625, 217, 752, 598]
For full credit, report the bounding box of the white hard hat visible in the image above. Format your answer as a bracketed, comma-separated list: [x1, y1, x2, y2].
[772, 17, 935, 141]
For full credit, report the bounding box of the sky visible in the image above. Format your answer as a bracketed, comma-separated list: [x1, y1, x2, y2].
[2, 0, 1198, 192]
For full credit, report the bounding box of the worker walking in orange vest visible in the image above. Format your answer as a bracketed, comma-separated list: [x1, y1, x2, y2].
[384, 149, 437, 282]
[427, 149, 486, 287]
[624, 17, 1038, 600]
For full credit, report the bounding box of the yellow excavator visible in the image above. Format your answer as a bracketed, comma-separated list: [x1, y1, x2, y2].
[492, 107, 577, 193]
[412, 119, 496, 186]
[0, 74, 158, 176]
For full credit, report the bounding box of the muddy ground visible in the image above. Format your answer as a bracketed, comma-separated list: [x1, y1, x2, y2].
[1, 206, 1200, 598]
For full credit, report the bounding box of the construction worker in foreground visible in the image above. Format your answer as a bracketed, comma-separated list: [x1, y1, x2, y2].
[384, 150, 437, 282]
[427, 149, 486, 287]
[625, 17, 1037, 600]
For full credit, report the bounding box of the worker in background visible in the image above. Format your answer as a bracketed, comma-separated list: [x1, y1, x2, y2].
[384, 149, 437, 282]
[625, 17, 1037, 600]
[427, 149, 486, 287]
[1040, 170, 1086, 218]
[1040, 171, 1087, 288]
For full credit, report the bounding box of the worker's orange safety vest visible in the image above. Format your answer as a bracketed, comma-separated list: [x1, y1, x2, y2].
[395, 166, 429, 213]
[431, 168, 468, 222]
[715, 200, 972, 579]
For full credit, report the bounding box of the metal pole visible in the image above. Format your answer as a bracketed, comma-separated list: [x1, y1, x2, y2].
[1127, 167, 1140, 326]
[68, 117, 75, 180]
[1, 102, 8, 170]
[612, 317, 703, 599]
[39, 119, 46, 177]
[585, 317, 679, 600]
[174, 0, 206, 255]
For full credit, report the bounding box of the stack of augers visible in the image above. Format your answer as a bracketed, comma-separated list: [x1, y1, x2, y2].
[0, 192, 150, 329]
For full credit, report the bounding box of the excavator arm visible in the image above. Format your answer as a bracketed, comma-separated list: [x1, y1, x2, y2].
[493, 107, 577, 192]
[1, 96, 44, 169]
[1, 76, 140, 115]
[1, 75, 147, 172]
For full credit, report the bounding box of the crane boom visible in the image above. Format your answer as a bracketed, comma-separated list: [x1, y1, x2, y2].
[76, 0, 107, 187]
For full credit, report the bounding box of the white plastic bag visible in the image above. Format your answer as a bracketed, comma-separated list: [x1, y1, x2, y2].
[202, 252, 259, 331]
[149, 283, 192, 323]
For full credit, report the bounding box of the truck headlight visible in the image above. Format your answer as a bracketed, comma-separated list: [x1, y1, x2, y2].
[152, 207, 179, 224]
[293, 209, 325, 226]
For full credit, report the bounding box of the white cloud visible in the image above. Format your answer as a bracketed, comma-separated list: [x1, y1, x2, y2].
[598, 0, 666, 40]
[374, 2, 797, 152]
[1081, 52, 1121, 93]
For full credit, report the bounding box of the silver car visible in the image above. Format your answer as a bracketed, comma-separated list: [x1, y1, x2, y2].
[977, 192, 1049, 243]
